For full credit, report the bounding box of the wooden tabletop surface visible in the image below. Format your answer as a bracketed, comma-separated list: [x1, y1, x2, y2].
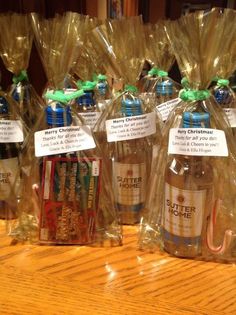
[0, 221, 235, 315]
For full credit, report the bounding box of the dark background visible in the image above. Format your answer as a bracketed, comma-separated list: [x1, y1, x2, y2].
[0, 0, 234, 94]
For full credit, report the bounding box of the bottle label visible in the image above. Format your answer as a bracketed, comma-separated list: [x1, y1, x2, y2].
[0, 157, 20, 199]
[113, 162, 146, 208]
[156, 98, 180, 121]
[168, 128, 228, 156]
[40, 157, 102, 244]
[34, 126, 96, 157]
[164, 183, 206, 237]
[106, 112, 156, 142]
[223, 108, 236, 127]
[79, 112, 101, 128]
[0, 120, 23, 143]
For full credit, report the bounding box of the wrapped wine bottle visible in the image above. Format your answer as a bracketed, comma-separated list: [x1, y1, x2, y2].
[163, 112, 214, 257]
[112, 94, 153, 224]
[0, 95, 22, 220]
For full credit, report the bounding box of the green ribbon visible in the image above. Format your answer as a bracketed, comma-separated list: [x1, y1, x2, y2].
[77, 80, 97, 91]
[179, 89, 211, 102]
[124, 84, 138, 93]
[45, 89, 84, 104]
[97, 74, 107, 81]
[181, 77, 190, 89]
[212, 77, 229, 87]
[148, 67, 168, 77]
[217, 79, 229, 87]
[12, 70, 28, 84]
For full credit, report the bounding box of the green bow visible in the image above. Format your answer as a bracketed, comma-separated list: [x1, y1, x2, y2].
[180, 89, 211, 102]
[148, 67, 168, 77]
[77, 80, 97, 91]
[45, 89, 84, 104]
[124, 84, 138, 93]
[13, 70, 28, 84]
[181, 77, 190, 89]
[217, 79, 229, 87]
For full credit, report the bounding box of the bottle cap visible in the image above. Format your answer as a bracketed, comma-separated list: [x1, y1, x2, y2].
[0, 96, 9, 115]
[156, 81, 173, 96]
[77, 91, 95, 107]
[97, 81, 107, 96]
[46, 103, 72, 126]
[214, 88, 232, 105]
[121, 98, 143, 116]
[183, 112, 210, 128]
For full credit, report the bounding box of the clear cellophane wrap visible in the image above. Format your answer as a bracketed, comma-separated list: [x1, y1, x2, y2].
[72, 16, 112, 108]
[0, 13, 44, 129]
[91, 16, 162, 224]
[0, 91, 28, 237]
[139, 8, 236, 263]
[72, 16, 102, 81]
[14, 12, 122, 246]
[139, 21, 180, 101]
[211, 10, 236, 126]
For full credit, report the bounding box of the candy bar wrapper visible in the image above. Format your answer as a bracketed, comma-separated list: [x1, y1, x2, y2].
[139, 21, 181, 122]
[139, 8, 236, 263]
[91, 17, 162, 225]
[12, 13, 122, 246]
[211, 10, 236, 129]
[0, 13, 44, 129]
[0, 91, 28, 237]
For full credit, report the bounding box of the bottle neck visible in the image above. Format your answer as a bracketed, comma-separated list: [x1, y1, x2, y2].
[156, 80, 173, 97]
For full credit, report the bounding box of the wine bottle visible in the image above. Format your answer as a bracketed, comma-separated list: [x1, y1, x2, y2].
[112, 96, 153, 224]
[76, 84, 101, 129]
[163, 112, 214, 257]
[0, 96, 21, 220]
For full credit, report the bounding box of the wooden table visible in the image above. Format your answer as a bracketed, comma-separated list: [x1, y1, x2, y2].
[0, 222, 235, 315]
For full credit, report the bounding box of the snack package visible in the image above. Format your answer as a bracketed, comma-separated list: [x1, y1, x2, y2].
[0, 91, 27, 237]
[0, 13, 44, 129]
[11, 12, 122, 246]
[211, 10, 236, 130]
[139, 8, 236, 263]
[91, 17, 162, 225]
[140, 21, 181, 122]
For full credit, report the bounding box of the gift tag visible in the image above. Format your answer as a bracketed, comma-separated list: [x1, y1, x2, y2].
[106, 112, 156, 142]
[168, 128, 228, 156]
[35, 125, 96, 157]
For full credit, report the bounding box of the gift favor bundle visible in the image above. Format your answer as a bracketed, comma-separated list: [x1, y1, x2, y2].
[139, 8, 236, 263]
[0, 8, 236, 263]
[5, 12, 122, 246]
[91, 16, 162, 225]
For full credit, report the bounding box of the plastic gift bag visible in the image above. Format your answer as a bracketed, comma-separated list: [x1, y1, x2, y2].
[91, 17, 162, 225]
[211, 10, 236, 131]
[139, 8, 236, 263]
[0, 13, 44, 129]
[11, 12, 122, 245]
[140, 21, 181, 122]
[0, 91, 27, 237]
[72, 17, 112, 114]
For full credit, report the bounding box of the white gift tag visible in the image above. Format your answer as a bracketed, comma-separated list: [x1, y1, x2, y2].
[35, 125, 96, 157]
[168, 128, 228, 156]
[0, 120, 23, 143]
[79, 112, 102, 128]
[223, 108, 236, 127]
[156, 98, 180, 121]
[106, 112, 156, 142]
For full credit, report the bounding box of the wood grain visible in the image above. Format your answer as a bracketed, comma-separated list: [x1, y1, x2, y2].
[0, 222, 235, 314]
